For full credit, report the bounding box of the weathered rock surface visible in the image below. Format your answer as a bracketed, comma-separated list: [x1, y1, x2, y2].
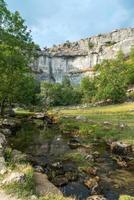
[0, 128, 12, 136]
[2, 172, 25, 185]
[0, 133, 6, 149]
[84, 176, 100, 194]
[33, 172, 62, 196]
[11, 149, 27, 163]
[0, 133, 7, 174]
[0, 118, 21, 130]
[31, 28, 134, 84]
[87, 195, 107, 200]
[0, 156, 6, 175]
[68, 137, 81, 149]
[110, 142, 132, 155]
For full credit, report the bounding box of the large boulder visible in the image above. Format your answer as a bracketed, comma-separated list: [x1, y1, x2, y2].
[11, 149, 27, 163]
[52, 175, 68, 187]
[87, 195, 107, 200]
[2, 172, 25, 185]
[0, 128, 12, 136]
[0, 118, 21, 130]
[0, 156, 6, 175]
[0, 133, 7, 174]
[110, 142, 132, 155]
[0, 133, 6, 149]
[33, 172, 62, 196]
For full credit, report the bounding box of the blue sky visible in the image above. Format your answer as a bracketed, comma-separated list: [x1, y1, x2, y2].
[5, 0, 134, 48]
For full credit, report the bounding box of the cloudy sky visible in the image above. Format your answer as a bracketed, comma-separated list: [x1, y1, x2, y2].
[5, 0, 134, 47]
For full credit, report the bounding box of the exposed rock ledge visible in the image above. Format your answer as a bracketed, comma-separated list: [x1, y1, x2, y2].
[31, 28, 134, 84]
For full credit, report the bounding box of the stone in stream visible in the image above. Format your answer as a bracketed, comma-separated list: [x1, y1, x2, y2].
[34, 165, 44, 173]
[33, 113, 53, 125]
[112, 156, 128, 168]
[52, 175, 68, 186]
[50, 162, 63, 170]
[84, 176, 100, 194]
[33, 172, 62, 196]
[83, 167, 98, 176]
[87, 195, 107, 200]
[110, 142, 132, 155]
[33, 113, 45, 120]
[61, 182, 90, 200]
[68, 137, 81, 149]
[65, 171, 78, 182]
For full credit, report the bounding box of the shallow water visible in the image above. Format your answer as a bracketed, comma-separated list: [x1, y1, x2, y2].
[9, 122, 134, 200]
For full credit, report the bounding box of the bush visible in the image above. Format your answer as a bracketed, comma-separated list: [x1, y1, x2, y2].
[40, 78, 82, 107]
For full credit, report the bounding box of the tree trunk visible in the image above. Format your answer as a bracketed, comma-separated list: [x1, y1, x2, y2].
[0, 97, 6, 116]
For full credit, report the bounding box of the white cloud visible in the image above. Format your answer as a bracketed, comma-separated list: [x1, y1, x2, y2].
[7, 0, 133, 47]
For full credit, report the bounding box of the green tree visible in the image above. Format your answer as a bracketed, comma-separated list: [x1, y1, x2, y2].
[0, 0, 38, 115]
[40, 81, 81, 107]
[80, 77, 96, 103]
[127, 47, 134, 85]
[95, 58, 127, 103]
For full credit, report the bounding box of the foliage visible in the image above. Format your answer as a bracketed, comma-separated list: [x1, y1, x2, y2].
[80, 77, 96, 103]
[0, 0, 39, 115]
[95, 62, 127, 103]
[105, 41, 116, 46]
[40, 78, 82, 107]
[119, 195, 134, 200]
[127, 47, 134, 85]
[88, 40, 94, 49]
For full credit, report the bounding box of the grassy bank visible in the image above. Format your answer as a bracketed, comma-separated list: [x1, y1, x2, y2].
[57, 103, 134, 144]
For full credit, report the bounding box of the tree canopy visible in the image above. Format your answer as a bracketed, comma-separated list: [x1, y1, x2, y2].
[0, 0, 38, 115]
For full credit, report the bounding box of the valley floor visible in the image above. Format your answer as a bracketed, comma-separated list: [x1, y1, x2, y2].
[55, 102, 134, 144]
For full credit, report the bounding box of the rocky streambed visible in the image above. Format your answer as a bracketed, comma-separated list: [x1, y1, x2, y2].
[0, 116, 134, 200]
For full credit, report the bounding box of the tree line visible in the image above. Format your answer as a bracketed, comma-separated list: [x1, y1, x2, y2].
[40, 50, 134, 107]
[1, 0, 134, 116]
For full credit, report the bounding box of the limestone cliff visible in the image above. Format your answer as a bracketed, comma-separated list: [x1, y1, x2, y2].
[31, 28, 134, 84]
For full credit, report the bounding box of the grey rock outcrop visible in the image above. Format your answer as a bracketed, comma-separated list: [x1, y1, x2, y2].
[0, 133, 7, 174]
[33, 172, 62, 196]
[31, 28, 134, 84]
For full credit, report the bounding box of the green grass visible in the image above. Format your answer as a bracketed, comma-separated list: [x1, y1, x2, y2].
[14, 107, 35, 117]
[3, 167, 36, 200]
[58, 103, 134, 144]
[58, 102, 134, 115]
[119, 195, 134, 200]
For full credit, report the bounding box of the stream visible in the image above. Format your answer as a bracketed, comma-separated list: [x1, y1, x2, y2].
[8, 121, 134, 200]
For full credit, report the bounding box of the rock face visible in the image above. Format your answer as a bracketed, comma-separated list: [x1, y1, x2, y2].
[31, 28, 134, 84]
[33, 172, 62, 196]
